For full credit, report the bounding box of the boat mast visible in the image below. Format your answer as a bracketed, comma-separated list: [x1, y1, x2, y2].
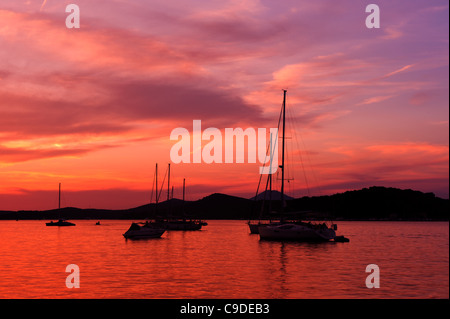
[155, 163, 158, 204]
[58, 182, 61, 210]
[167, 163, 171, 201]
[268, 173, 272, 218]
[280, 90, 287, 216]
[182, 178, 186, 220]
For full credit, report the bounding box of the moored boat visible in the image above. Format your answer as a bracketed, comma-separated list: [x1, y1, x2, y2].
[123, 222, 165, 239]
[46, 219, 76, 226]
[258, 222, 336, 242]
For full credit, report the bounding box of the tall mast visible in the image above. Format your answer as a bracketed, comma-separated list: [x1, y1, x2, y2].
[155, 163, 158, 204]
[167, 163, 171, 201]
[182, 178, 186, 217]
[280, 89, 287, 215]
[183, 178, 185, 202]
[268, 173, 272, 217]
[58, 183, 61, 210]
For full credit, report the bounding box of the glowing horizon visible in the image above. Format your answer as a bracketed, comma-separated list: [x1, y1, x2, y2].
[0, 0, 448, 211]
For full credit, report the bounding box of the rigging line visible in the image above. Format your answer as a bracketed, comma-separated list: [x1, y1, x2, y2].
[254, 134, 270, 200]
[251, 130, 273, 220]
[285, 103, 297, 198]
[150, 166, 156, 204]
[293, 113, 322, 195]
[256, 99, 284, 194]
[259, 98, 285, 196]
[259, 173, 271, 216]
[157, 166, 168, 203]
[286, 103, 311, 197]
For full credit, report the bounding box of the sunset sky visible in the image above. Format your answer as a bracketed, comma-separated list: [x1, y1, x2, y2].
[0, 0, 448, 210]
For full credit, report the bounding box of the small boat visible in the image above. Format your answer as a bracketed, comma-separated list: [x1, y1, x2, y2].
[258, 222, 336, 242]
[46, 219, 76, 227]
[95, 221, 101, 225]
[123, 222, 165, 239]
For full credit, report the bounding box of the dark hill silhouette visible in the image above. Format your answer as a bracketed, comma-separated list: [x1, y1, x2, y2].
[250, 190, 294, 201]
[1, 186, 448, 221]
[288, 186, 449, 220]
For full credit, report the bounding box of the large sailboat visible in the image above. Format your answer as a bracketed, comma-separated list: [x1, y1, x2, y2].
[46, 183, 76, 226]
[253, 90, 338, 242]
[248, 90, 287, 234]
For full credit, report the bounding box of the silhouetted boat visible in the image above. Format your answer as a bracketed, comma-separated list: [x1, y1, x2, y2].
[248, 220, 281, 234]
[248, 90, 287, 234]
[46, 219, 76, 226]
[252, 90, 339, 241]
[123, 222, 165, 239]
[152, 166, 206, 231]
[259, 222, 336, 241]
[46, 183, 76, 227]
[122, 164, 165, 238]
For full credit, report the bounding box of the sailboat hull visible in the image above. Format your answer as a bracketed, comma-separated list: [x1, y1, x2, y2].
[46, 220, 76, 226]
[259, 223, 336, 242]
[248, 221, 280, 234]
[123, 223, 165, 239]
[248, 222, 261, 234]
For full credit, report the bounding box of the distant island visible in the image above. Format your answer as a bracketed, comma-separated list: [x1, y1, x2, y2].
[0, 186, 448, 221]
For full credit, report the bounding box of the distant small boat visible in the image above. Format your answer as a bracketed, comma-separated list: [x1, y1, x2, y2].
[46, 183, 76, 227]
[95, 221, 101, 225]
[46, 219, 76, 227]
[123, 222, 165, 239]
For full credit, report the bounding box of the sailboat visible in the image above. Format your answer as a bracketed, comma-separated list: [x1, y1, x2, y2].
[122, 222, 165, 239]
[259, 222, 337, 241]
[123, 164, 165, 239]
[152, 164, 206, 231]
[255, 90, 338, 242]
[46, 183, 76, 226]
[248, 90, 287, 234]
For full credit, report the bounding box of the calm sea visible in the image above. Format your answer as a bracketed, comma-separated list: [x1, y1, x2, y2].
[0, 220, 447, 299]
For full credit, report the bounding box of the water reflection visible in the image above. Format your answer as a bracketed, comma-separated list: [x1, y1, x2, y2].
[0, 220, 447, 298]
